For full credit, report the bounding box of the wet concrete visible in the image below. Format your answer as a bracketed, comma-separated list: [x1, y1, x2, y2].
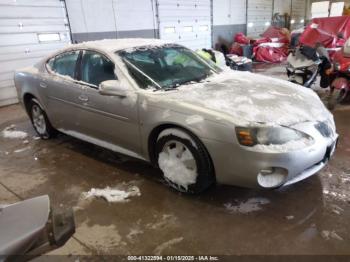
[1, 66, 350, 257]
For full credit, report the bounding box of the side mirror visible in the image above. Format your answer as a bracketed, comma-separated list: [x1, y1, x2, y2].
[99, 80, 128, 97]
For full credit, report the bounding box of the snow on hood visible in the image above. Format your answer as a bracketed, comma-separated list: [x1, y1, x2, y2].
[162, 70, 333, 126]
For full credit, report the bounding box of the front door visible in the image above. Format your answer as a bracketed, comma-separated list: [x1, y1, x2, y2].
[75, 50, 142, 156]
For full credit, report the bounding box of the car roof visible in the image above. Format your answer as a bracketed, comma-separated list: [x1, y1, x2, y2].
[63, 38, 171, 54]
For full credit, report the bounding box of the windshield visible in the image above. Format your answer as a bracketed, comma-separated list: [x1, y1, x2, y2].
[118, 44, 222, 89]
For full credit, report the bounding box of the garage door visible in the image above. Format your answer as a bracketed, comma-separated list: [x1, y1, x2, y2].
[291, 0, 306, 30]
[157, 0, 212, 50]
[247, 0, 273, 38]
[0, 0, 71, 107]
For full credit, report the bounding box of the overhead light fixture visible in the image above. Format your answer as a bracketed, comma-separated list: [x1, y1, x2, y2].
[37, 33, 60, 43]
[300, 19, 305, 23]
[265, 21, 271, 26]
[291, 19, 295, 24]
[248, 22, 254, 28]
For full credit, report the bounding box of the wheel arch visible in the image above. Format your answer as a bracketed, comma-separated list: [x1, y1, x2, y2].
[23, 93, 37, 115]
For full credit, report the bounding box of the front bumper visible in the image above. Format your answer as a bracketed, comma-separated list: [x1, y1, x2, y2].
[203, 121, 338, 188]
[283, 137, 337, 186]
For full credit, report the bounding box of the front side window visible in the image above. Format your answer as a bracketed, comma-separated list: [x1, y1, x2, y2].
[47, 51, 80, 79]
[80, 51, 116, 87]
[119, 44, 221, 90]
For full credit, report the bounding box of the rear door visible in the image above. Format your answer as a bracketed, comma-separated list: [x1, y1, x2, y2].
[44, 50, 85, 131]
[75, 50, 142, 155]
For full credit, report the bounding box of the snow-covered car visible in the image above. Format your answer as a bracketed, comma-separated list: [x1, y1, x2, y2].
[14, 39, 338, 194]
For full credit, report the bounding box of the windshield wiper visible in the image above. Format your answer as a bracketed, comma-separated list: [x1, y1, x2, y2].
[154, 73, 210, 92]
[153, 85, 179, 92]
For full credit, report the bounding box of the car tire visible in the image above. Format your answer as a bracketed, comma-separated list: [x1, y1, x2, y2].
[155, 128, 215, 194]
[29, 99, 57, 139]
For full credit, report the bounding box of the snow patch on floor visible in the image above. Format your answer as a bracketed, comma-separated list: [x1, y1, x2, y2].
[323, 189, 348, 202]
[321, 230, 343, 241]
[14, 146, 31, 153]
[126, 228, 144, 241]
[84, 185, 141, 203]
[224, 197, 270, 214]
[75, 221, 127, 253]
[154, 237, 184, 255]
[1, 125, 28, 139]
[146, 214, 178, 230]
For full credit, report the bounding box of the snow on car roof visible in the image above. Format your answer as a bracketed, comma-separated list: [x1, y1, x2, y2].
[64, 38, 171, 54]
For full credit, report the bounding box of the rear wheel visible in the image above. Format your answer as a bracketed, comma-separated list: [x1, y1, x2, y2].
[155, 128, 215, 194]
[328, 89, 346, 110]
[29, 99, 57, 139]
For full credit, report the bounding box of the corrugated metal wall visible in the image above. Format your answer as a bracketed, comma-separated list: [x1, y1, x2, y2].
[247, 0, 273, 37]
[291, 0, 306, 29]
[212, 0, 247, 47]
[157, 0, 212, 50]
[0, 0, 70, 107]
[274, 0, 291, 15]
[65, 0, 157, 42]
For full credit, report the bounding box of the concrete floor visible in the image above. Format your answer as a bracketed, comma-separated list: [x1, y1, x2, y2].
[1, 66, 350, 257]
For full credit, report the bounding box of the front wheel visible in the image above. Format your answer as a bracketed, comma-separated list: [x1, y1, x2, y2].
[327, 89, 346, 110]
[155, 128, 215, 194]
[29, 99, 57, 139]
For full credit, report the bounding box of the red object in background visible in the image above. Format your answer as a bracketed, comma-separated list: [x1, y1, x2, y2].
[253, 37, 271, 45]
[261, 26, 290, 43]
[253, 45, 289, 63]
[333, 49, 350, 72]
[234, 32, 250, 45]
[252, 26, 290, 63]
[230, 27, 290, 62]
[299, 16, 350, 48]
[229, 42, 243, 56]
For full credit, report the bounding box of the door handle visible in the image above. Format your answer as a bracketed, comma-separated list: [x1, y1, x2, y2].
[40, 82, 47, 88]
[78, 95, 89, 102]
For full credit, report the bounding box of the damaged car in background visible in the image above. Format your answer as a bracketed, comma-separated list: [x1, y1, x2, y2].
[14, 39, 338, 194]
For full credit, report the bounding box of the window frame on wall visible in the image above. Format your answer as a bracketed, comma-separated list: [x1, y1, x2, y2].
[310, 1, 345, 18]
[311, 1, 330, 18]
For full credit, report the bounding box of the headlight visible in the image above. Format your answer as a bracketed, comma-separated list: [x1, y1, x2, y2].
[236, 126, 311, 147]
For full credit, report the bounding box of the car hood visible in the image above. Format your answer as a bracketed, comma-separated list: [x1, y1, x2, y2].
[156, 70, 334, 127]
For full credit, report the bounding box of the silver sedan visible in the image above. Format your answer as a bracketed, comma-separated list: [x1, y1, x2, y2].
[14, 39, 338, 193]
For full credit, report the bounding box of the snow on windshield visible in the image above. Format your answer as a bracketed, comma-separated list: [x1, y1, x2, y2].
[119, 45, 220, 89]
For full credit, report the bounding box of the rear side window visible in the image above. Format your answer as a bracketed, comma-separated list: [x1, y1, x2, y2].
[47, 51, 80, 79]
[80, 51, 116, 87]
